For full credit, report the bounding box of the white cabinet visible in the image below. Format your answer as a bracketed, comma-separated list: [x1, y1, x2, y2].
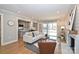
[70, 34, 79, 54]
[75, 35, 79, 54]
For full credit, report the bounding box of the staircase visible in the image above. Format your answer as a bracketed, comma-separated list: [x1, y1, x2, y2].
[66, 5, 77, 46]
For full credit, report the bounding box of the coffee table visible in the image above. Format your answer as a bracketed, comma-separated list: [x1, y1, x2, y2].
[38, 38, 57, 54]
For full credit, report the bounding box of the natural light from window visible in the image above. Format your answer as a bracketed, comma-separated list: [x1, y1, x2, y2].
[43, 22, 57, 40]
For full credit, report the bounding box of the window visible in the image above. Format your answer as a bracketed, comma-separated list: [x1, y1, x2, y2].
[42, 22, 57, 40]
[42, 24, 48, 34]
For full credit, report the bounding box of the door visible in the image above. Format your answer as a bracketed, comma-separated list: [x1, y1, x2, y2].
[42, 22, 57, 40]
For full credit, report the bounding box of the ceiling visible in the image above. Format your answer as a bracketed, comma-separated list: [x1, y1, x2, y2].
[0, 4, 74, 21]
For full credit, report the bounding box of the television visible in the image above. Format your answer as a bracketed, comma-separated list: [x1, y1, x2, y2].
[19, 24, 24, 27]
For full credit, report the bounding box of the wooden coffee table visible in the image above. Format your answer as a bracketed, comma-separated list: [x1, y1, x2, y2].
[39, 38, 56, 42]
[38, 38, 57, 54]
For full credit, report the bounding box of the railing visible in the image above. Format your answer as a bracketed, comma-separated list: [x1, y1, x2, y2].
[66, 5, 77, 45]
[69, 6, 76, 30]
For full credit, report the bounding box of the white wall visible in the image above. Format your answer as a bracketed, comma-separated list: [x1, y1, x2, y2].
[0, 9, 18, 45]
[0, 9, 38, 45]
[57, 15, 69, 37]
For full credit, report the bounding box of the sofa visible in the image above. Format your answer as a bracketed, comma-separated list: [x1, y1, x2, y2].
[23, 31, 45, 43]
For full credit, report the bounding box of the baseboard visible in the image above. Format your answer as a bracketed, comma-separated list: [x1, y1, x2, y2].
[2, 39, 18, 46]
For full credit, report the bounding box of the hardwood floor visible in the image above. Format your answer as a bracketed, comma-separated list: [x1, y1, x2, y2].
[0, 38, 62, 54]
[0, 38, 71, 54]
[0, 38, 33, 54]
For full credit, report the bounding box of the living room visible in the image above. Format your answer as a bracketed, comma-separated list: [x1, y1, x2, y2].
[0, 4, 79, 54]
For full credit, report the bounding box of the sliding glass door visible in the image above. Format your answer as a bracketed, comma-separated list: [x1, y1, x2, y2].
[43, 22, 57, 40]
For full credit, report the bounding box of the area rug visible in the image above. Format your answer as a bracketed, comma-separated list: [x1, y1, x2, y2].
[25, 39, 57, 54]
[25, 42, 39, 53]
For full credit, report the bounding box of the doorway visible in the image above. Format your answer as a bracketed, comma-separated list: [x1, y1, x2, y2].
[18, 19, 30, 41]
[18, 20, 26, 41]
